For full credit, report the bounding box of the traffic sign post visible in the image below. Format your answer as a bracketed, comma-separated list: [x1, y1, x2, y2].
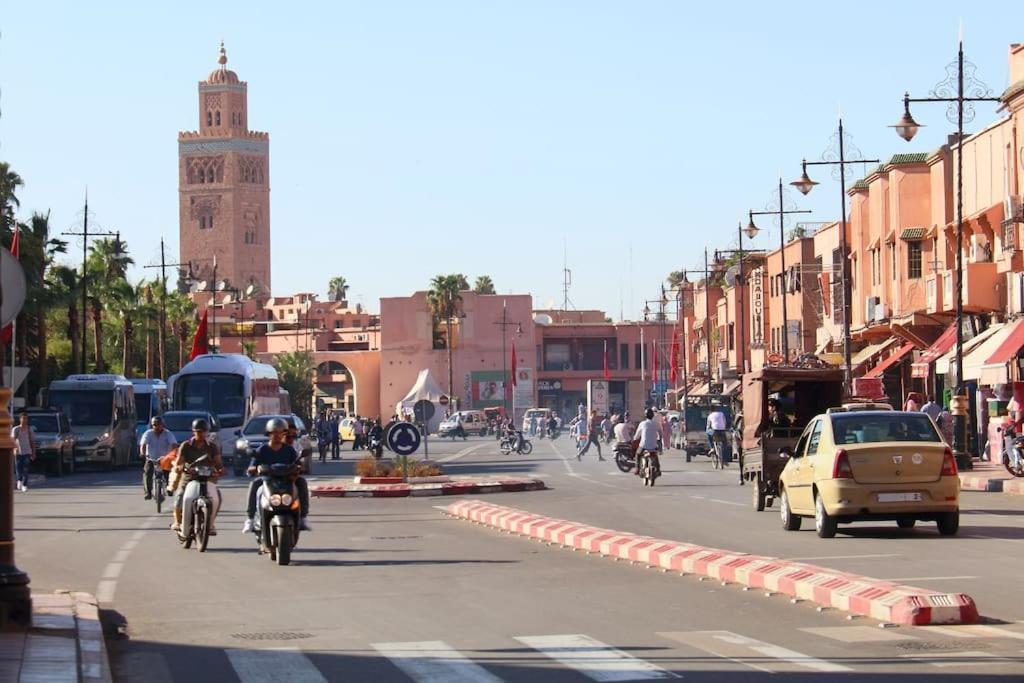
[412, 399, 435, 464]
[386, 422, 422, 482]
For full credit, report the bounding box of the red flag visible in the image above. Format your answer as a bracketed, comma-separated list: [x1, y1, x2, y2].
[603, 340, 610, 380]
[669, 328, 680, 385]
[190, 309, 210, 360]
[510, 341, 518, 388]
[651, 341, 658, 384]
[1, 226, 20, 345]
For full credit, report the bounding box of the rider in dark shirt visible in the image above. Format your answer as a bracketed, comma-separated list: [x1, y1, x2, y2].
[242, 417, 311, 533]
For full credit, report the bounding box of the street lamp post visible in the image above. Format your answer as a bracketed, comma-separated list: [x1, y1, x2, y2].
[715, 223, 766, 376]
[493, 300, 522, 418]
[749, 180, 812, 362]
[792, 119, 880, 395]
[892, 34, 999, 471]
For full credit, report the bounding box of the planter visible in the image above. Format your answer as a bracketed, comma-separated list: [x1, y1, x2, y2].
[352, 476, 404, 485]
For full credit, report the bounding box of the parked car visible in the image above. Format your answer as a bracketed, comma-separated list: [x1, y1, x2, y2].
[438, 410, 489, 437]
[521, 408, 555, 433]
[777, 410, 960, 538]
[234, 414, 315, 476]
[160, 410, 222, 455]
[23, 408, 76, 477]
[338, 417, 357, 443]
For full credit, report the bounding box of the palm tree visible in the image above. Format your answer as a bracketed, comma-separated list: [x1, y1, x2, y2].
[274, 350, 315, 423]
[86, 235, 134, 372]
[327, 276, 349, 302]
[0, 162, 24, 231]
[166, 292, 196, 372]
[48, 266, 83, 374]
[107, 280, 143, 377]
[473, 275, 496, 295]
[427, 274, 465, 403]
[666, 270, 687, 289]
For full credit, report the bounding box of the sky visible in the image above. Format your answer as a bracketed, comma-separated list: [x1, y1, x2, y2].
[2, 2, 1023, 319]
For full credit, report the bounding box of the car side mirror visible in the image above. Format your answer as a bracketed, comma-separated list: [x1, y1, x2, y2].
[235, 430, 242, 437]
[779, 446, 795, 459]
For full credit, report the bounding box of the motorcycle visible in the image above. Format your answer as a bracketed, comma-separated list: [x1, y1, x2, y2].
[368, 434, 384, 459]
[996, 427, 1024, 477]
[614, 441, 636, 473]
[638, 449, 660, 486]
[499, 431, 533, 455]
[252, 461, 302, 566]
[178, 456, 220, 553]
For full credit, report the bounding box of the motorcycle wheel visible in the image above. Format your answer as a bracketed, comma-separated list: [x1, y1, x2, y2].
[196, 504, 210, 553]
[500, 443, 512, 455]
[520, 441, 533, 455]
[276, 526, 293, 566]
[1003, 452, 1024, 477]
[615, 454, 632, 473]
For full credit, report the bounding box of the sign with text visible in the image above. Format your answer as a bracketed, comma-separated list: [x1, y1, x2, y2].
[587, 379, 609, 417]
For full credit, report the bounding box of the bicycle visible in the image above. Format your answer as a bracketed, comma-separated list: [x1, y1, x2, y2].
[153, 467, 167, 514]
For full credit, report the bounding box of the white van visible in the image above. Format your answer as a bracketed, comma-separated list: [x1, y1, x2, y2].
[47, 374, 137, 469]
[438, 410, 489, 437]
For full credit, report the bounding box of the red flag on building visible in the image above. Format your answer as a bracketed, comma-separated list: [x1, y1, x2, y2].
[603, 340, 610, 380]
[510, 341, 518, 388]
[651, 341, 658, 384]
[189, 309, 209, 360]
[669, 328, 680, 385]
[1, 226, 20, 345]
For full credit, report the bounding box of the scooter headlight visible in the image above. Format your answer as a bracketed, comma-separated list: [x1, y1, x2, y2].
[280, 494, 293, 506]
[269, 493, 283, 506]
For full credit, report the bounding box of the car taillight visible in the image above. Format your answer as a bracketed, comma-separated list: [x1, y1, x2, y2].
[832, 449, 853, 479]
[941, 447, 958, 476]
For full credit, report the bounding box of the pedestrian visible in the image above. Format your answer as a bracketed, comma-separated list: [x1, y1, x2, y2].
[903, 392, 922, 412]
[139, 416, 178, 500]
[330, 412, 341, 459]
[920, 395, 942, 422]
[601, 414, 612, 443]
[577, 410, 605, 461]
[12, 412, 36, 492]
[352, 415, 364, 451]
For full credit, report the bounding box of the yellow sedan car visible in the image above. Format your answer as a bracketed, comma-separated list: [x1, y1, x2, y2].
[778, 410, 960, 538]
[338, 417, 356, 443]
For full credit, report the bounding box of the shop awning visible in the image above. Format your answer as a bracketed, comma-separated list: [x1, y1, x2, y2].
[935, 324, 1003, 375]
[979, 319, 1024, 385]
[851, 338, 898, 370]
[864, 342, 915, 378]
[964, 324, 1017, 382]
[723, 378, 741, 396]
[911, 323, 957, 378]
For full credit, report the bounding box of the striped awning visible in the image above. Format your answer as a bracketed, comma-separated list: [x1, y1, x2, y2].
[900, 227, 927, 240]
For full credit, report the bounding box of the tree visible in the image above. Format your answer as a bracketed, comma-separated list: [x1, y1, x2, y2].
[48, 266, 83, 375]
[0, 162, 24, 232]
[106, 280, 143, 377]
[240, 340, 257, 360]
[473, 275, 495, 295]
[327, 276, 349, 302]
[274, 350, 315, 424]
[86, 235, 134, 373]
[166, 292, 196, 372]
[427, 274, 465, 403]
[666, 271, 687, 289]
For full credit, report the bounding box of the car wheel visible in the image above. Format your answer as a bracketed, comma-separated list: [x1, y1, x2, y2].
[752, 473, 766, 511]
[937, 511, 959, 536]
[780, 488, 801, 531]
[814, 494, 837, 538]
[896, 518, 916, 530]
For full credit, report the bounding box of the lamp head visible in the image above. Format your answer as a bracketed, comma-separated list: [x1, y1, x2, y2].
[745, 214, 760, 240]
[790, 162, 818, 196]
[891, 92, 922, 142]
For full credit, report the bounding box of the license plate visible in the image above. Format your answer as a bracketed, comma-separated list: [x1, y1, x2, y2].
[878, 492, 922, 502]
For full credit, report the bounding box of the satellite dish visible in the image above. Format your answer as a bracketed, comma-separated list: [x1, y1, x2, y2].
[724, 266, 739, 287]
[196, 280, 209, 292]
[533, 313, 553, 325]
[0, 250, 27, 327]
[217, 280, 230, 292]
[223, 293, 235, 304]
[188, 281, 200, 293]
[244, 283, 257, 298]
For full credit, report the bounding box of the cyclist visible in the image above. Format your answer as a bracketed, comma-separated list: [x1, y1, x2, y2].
[706, 406, 729, 464]
[140, 416, 177, 500]
[171, 419, 224, 533]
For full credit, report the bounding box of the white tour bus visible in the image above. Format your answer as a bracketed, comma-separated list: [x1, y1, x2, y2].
[169, 354, 282, 462]
[130, 378, 169, 443]
[47, 374, 137, 469]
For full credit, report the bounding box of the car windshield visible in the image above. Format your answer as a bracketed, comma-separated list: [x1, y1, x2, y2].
[26, 415, 59, 433]
[163, 414, 204, 432]
[174, 373, 245, 427]
[134, 394, 152, 423]
[831, 413, 941, 444]
[244, 419, 271, 436]
[48, 390, 113, 427]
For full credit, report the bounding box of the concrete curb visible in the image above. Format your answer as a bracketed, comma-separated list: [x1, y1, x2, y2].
[959, 471, 1024, 495]
[16, 591, 111, 683]
[312, 477, 546, 499]
[444, 500, 980, 626]
[69, 592, 112, 683]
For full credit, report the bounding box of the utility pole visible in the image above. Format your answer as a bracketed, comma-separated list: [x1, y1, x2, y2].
[492, 300, 522, 418]
[144, 238, 192, 378]
[704, 248, 712, 384]
[61, 194, 116, 373]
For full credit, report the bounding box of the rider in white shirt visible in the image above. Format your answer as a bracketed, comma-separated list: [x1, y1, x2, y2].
[706, 409, 729, 459]
[634, 408, 662, 476]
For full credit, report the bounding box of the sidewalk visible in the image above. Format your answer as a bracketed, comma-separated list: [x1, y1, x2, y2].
[959, 460, 1024, 496]
[1, 591, 111, 683]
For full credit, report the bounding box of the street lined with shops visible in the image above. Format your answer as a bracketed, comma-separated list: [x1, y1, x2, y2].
[12, 435, 1024, 680]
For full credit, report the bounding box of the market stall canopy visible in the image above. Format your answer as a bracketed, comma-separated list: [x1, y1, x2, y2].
[864, 342, 916, 378]
[851, 338, 898, 371]
[399, 369, 447, 406]
[963, 324, 1017, 382]
[935, 324, 1004, 376]
[911, 323, 957, 378]
[979, 319, 1024, 386]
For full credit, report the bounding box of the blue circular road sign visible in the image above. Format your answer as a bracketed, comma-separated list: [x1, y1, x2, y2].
[387, 422, 422, 456]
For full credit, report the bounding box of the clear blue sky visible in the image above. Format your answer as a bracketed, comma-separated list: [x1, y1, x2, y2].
[2, 2, 1022, 318]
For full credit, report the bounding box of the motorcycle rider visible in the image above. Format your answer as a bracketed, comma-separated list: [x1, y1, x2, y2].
[171, 418, 224, 533]
[242, 417, 311, 534]
[634, 408, 662, 478]
[547, 413, 559, 438]
[139, 416, 177, 500]
[366, 418, 384, 452]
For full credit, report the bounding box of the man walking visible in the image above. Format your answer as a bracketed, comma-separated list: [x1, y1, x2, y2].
[139, 416, 178, 500]
[12, 412, 36, 492]
[330, 411, 341, 460]
[352, 415, 364, 451]
[577, 410, 606, 461]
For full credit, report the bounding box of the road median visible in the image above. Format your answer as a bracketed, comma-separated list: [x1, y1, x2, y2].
[312, 476, 546, 498]
[444, 499, 980, 626]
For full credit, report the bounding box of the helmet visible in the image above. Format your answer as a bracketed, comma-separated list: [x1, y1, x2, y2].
[150, 416, 163, 427]
[191, 418, 209, 432]
[265, 417, 289, 435]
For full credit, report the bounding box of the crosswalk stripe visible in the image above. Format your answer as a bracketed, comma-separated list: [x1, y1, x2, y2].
[225, 648, 328, 683]
[372, 640, 503, 683]
[513, 634, 678, 681]
[799, 626, 918, 643]
[921, 624, 1024, 640]
[659, 631, 851, 674]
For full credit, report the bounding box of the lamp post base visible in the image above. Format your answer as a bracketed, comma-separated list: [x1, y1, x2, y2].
[0, 564, 31, 630]
[951, 411, 972, 472]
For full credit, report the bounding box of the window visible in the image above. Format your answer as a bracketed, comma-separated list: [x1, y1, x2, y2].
[215, 110, 221, 126]
[806, 419, 823, 455]
[871, 248, 878, 285]
[199, 215, 213, 230]
[890, 243, 896, 280]
[907, 241, 922, 279]
[206, 111, 212, 126]
[727, 323, 735, 351]
[620, 342, 629, 370]
[635, 343, 642, 370]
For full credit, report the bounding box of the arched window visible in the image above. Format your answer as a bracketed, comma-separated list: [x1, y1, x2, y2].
[206, 167, 215, 183]
[206, 111, 212, 126]
[215, 111, 221, 126]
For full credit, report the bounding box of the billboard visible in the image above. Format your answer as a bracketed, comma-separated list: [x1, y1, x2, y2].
[470, 370, 507, 406]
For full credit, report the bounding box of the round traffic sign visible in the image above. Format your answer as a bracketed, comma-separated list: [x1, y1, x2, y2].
[439, 395, 449, 406]
[413, 399, 435, 423]
[0, 250, 27, 327]
[386, 422, 421, 456]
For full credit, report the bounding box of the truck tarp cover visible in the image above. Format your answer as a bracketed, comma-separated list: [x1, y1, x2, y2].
[742, 367, 844, 447]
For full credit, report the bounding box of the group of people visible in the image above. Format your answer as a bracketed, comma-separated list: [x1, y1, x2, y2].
[312, 411, 343, 460]
[138, 415, 311, 537]
[903, 392, 955, 444]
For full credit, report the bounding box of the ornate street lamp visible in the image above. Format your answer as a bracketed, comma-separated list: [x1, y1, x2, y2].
[893, 33, 999, 470]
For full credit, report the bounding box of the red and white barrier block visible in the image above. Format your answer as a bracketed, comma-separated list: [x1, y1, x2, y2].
[312, 477, 546, 498]
[445, 500, 980, 626]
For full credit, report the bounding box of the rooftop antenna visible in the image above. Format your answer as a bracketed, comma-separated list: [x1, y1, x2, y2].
[562, 239, 574, 310]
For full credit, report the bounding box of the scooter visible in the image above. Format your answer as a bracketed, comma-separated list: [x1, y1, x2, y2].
[178, 456, 221, 553]
[368, 434, 384, 459]
[252, 461, 302, 566]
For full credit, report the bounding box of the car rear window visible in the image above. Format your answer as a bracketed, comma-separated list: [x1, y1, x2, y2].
[830, 413, 940, 444]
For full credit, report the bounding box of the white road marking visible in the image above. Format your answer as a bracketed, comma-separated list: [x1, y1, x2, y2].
[899, 651, 998, 667]
[882, 576, 978, 582]
[226, 648, 328, 683]
[660, 631, 851, 674]
[514, 634, 678, 680]
[96, 579, 117, 604]
[707, 498, 746, 507]
[800, 626, 918, 643]
[102, 562, 123, 580]
[790, 553, 900, 561]
[922, 625, 1024, 640]
[372, 640, 502, 682]
[438, 443, 489, 463]
[95, 515, 158, 605]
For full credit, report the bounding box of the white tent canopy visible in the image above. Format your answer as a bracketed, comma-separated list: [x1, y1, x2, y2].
[398, 369, 447, 432]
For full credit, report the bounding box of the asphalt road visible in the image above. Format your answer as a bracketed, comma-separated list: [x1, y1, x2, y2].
[12, 436, 1024, 681]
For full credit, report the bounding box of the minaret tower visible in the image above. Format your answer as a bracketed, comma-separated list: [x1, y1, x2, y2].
[178, 42, 271, 293]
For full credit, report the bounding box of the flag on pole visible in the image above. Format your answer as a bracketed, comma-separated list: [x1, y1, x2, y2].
[651, 341, 658, 384]
[190, 309, 210, 360]
[603, 340, 610, 380]
[510, 341, 518, 387]
[1, 225, 20, 345]
[670, 328, 680, 385]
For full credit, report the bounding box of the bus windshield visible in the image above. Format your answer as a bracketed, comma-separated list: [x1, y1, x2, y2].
[175, 373, 246, 427]
[134, 394, 153, 423]
[48, 390, 113, 427]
